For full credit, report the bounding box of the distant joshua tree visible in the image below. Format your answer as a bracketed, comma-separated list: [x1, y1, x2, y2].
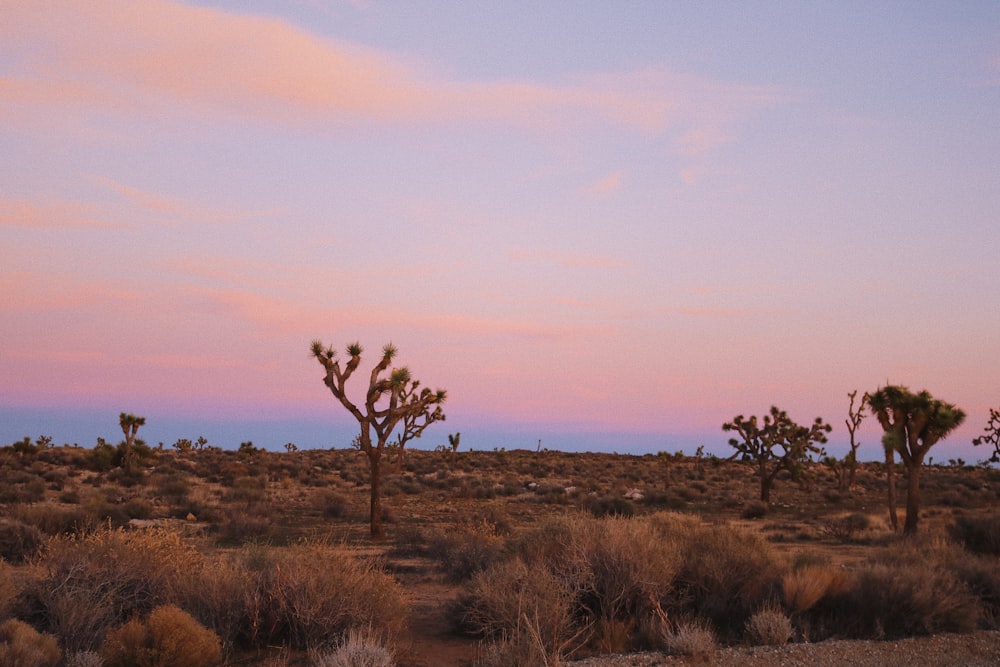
[972, 407, 1000, 463]
[118, 412, 145, 473]
[311, 340, 446, 539]
[723, 406, 831, 504]
[868, 385, 965, 535]
[448, 432, 461, 453]
[825, 390, 867, 493]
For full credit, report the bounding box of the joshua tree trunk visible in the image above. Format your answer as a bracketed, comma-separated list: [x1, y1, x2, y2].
[885, 448, 899, 532]
[368, 451, 384, 540]
[903, 462, 922, 535]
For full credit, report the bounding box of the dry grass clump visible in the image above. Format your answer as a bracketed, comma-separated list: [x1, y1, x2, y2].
[0, 618, 61, 667]
[782, 564, 850, 615]
[744, 604, 793, 645]
[102, 604, 221, 667]
[661, 618, 718, 659]
[311, 627, 395, 667]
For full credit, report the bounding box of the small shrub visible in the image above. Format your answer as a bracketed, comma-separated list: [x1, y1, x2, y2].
[65, 651, 105, 667]
[950, 515, 1000, 556]
[0, 619, 61, 667]
[745, 605, 793, 645]
[102, 604, 222, 667]
[0, 519, 43, 563]
[740, 501, 768, 519]
[426, 523, 505, 582]
[312, 628, 395, 667]
[822, 513, 871, 542]
[662, 618, 717, 659]
[582, 495, 634, 517]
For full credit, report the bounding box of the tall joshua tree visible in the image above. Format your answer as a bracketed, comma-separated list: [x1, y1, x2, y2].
[868, 385, 965, 535]
[119, 412, 145, 474]
[311, 340, 446, 539]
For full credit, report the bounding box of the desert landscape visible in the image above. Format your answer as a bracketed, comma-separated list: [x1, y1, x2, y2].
[2, 437, 999, 666]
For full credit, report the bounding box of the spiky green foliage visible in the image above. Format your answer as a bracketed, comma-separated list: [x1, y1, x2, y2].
[868, 385, 966, 534]
[972, 407, 1000, 463]
[723, 406, 831, 504]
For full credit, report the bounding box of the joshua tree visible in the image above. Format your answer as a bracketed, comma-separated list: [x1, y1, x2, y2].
[311, 340, 446, 539]
[118, 412, 145, 473]
[868, 385, 966, 535]
[448, 432, 462, 453]
[826, 390, 867, 493]
[391, 395, 446, 473]
[723, 406, 831, 504]
[972, 407, 1000, 463]
[844, 390, 866, 488]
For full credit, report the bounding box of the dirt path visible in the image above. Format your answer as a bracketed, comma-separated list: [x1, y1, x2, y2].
[392, 561, 479, 667]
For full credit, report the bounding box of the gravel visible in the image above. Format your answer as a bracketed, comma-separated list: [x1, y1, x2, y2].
[566, 631, 1000, 667]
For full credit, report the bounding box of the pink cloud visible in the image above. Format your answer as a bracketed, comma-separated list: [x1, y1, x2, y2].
[584, 171, 623, 196]
[2, 2, 786, 142]
[0, 198, 125, 230]
[508, 248, 632, 270]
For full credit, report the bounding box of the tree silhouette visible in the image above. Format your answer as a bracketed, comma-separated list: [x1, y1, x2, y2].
[311, 340, 446, 539]
[972, 407, 1000, 463]
[723, 406, 831, 504]
[868, 385, 965, 535]
[118, 412, 145, 474]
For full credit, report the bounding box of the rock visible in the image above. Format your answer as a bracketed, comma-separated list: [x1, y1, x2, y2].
[186, 512, 197, 522]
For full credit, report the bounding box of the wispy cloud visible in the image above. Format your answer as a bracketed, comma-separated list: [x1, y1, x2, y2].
[1, 1, 787, 147]
[583, 171, 623, 196]
[509, 247, 632, 270]
[0, 198, 125, 230]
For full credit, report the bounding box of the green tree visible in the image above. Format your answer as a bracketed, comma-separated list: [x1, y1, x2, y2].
[972, 407, 1000, 463]
[723, 406, 831, 504]
[867, 385, 966, 535]
[311, 340, 446, 539]
[119, 412, 146, 474]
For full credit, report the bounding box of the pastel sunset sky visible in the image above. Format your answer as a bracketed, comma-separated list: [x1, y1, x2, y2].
[2, 1, 999, 460]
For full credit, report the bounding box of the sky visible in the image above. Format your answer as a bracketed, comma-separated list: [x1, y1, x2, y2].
[2, 1, 999, 461]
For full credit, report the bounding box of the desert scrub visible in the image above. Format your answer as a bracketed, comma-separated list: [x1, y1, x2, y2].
[950, 515, 1000, 556]
[459, 514, 686, 657]
[661, 618, 717, 659]
[0, 518, 44, 563]
[803, 537, 987, 639]
[425, 521, 506, 582]
[20, 527, 198, 652]
[667, 518, 783, 640]
[744, 604, 793, 645]
[0, 618, 61, 667]
[102, 604, 222, 667]
[311, 627, 395, 667]
[227, 541, 407, 650]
